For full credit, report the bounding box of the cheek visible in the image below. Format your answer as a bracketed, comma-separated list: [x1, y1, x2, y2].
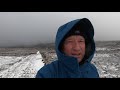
[79, 43, 86, 55]
[82, 45, 86, 54]
[82, 44, 85, 50]
[63, 45, 72, 55]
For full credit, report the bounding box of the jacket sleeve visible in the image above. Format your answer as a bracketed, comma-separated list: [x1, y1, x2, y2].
[35, 65, 52, 78]
[90, 63, 100, 78]
[35, 68, 44, 78]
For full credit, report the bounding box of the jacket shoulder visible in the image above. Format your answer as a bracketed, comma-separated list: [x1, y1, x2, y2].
[36, 60, 58, 78]
[89, 63, 99, 78]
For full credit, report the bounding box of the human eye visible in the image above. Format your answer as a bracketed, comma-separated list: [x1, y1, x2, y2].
[67, 40, 73, 43]
[79, 40, 85, 43]
[65, 40, 74, 44]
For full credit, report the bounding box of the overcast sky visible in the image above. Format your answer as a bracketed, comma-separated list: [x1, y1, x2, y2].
[0, 12, 120, 47]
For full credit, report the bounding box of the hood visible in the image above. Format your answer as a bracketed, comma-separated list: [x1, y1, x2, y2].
[55, 18, 95, 70]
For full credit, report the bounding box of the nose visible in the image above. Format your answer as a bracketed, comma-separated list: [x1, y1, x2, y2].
[72, 41, 81, 51]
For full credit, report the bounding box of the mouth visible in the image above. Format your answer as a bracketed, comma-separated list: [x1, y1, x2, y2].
[71, 53, 81, 58]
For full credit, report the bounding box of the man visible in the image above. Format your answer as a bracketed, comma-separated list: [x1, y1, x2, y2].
[36, 18, 99, 78]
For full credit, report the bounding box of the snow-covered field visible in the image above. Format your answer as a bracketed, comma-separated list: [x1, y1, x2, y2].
[92, 47, 120, 78]
[0, 41, 120, 78]
[0, 51, 44, 78]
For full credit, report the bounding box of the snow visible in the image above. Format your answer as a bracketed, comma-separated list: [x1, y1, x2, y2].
[0, 41, 120, 78]
[96, 47, 108, 51]
[92, 48, 120, 78]
[94, 53, 110, 57]
[0, 51, 44, 78]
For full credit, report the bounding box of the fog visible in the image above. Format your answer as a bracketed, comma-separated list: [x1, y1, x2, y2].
[0, 12, 120, 47]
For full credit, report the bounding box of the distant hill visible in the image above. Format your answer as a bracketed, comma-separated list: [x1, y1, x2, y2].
[95, 40, 120, 48]
[34, 43, 55, 49]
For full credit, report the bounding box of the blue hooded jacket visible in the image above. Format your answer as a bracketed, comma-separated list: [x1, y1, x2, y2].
[36, 18, 99, 78]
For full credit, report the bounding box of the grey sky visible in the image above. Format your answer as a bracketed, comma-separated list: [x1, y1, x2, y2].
[0, 12, 120, 47]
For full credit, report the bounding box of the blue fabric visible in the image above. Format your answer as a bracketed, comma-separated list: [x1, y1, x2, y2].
[36, 18, 99, 78]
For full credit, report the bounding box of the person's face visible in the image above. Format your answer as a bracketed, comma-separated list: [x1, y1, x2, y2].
[62, 35, 85, 63]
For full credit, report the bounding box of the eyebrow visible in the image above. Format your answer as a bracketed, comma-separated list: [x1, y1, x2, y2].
[66, 37, 85, 40]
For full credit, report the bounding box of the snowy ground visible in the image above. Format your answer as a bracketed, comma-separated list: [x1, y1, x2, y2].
[92, 47, 120, 78]
[0, 41, 120, 78]
[0, 51, 44, 78]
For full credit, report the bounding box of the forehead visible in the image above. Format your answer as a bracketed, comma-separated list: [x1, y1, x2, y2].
[65, 35, 85, 40]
